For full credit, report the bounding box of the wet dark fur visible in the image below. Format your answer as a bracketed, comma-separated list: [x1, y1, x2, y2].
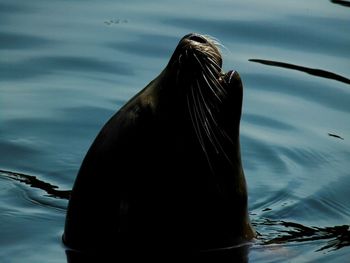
[63, 33, 255, 256]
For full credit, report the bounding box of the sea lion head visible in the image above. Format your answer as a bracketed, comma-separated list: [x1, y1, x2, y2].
[170, 33, 223, 77]
[163, 33, 243, 127]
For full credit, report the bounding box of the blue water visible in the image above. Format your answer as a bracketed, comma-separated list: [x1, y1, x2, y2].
[1, 0, 350, 262]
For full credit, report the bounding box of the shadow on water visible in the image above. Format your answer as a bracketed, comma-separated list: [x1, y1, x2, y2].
[249, 59, 350, 85]
[330, 0, 350, 8]
[1, 169, 349, 261]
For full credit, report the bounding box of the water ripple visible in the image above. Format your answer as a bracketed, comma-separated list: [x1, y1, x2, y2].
[107, 33, 177, 58]
[162, 16, 350, 57]
[0, 55, 133, 81]
[242, 134, 288, 173]
[278, 147, 331, 169]
[0, 3, 31, 16]
[244, 113, 295, 131]
[0, 31, 54, 50]
[246, 73, 350, 114]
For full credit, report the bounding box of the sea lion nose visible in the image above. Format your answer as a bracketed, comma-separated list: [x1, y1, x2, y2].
[187, 34, 208, 44]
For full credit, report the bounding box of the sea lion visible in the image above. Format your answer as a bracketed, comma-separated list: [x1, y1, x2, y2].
[63, 33, 255, 256]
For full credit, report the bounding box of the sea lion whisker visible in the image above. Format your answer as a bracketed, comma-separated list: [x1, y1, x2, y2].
[197, 78, 230, 154]
[195, 91, 231, 160]
[199, 114, 234, 167]
[189, 91, 218, 176]
[193, 52, 207, 73]
[196, 80, 218, 126]
[202, 72, 225, 102]
[217, 125, 235, 146]
[202, 34, 222, 47]
[189, 85, 215, 155]
[205, 56, 222, 72]
[193, 87, 220, 154]
[204, 35, 230, 55]
[203, 65, 227, 98]
[201, 72, 223, 103]
[187, 89, 206, 154]
[193, 53, 224, 102]
[214, 131, 235, 166]
[191, 85, 209, 136]
[207, 57, 220, 69]
[189, 88, 217, 176]
[196, 78, 235, 166]
[194, 80, 232, 161]
[194, 53, 218, 71]
[196, 98, 234, 171]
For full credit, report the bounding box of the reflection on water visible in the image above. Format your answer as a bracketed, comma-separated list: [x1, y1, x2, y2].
[328, 133, 344, 140]
[1, 0, 350, 262]
[249, 59, 350, 85]
[262, 220, 350, 252]
[331, 0, 350, 8]
[0, 170, 70, 200]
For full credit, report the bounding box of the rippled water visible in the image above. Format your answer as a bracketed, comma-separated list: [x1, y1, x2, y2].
[1, 0, 350, 262]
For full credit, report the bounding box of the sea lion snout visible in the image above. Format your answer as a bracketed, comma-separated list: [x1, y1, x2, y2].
[185, 33, 208, 44]
[170, 33, 223, 78]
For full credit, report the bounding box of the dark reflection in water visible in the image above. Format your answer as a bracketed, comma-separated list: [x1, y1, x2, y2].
[331, 0, 350, 7]
[328, 133, 345, 140]
[249, 59, 350, 85]
[0, 170, 70, 199]
[259, 219, 350, 252]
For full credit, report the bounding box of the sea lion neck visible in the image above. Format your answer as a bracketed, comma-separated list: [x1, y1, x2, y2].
[142, 69, 190, 118]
